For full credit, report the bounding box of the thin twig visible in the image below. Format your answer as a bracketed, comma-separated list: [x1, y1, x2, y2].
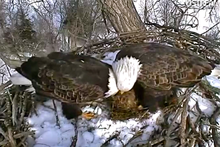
[8, 127, 17, 147]
[124, 130, 143, 146]
[52, 100, 60, 128]
[209, 107, 220, 147]
[180, 96, 190, 146]
[0, 81, 12, 93]
[70, 119, 78, 147]
[101, 131, 121, 147]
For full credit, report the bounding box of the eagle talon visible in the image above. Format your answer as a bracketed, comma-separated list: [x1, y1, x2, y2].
[82, 112, 96, 120]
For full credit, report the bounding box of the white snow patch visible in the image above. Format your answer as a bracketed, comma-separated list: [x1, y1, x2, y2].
[27, 100, 163, 147]
[188, 73, 220, 122]
[189, 92, 216, 117]
[211, 66, 220, 78]
[206, 75, 220, 89]
[0, 59, 17, 85]
[27, 101, 75, 147]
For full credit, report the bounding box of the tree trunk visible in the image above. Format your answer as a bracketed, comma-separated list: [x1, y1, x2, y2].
[99, 0, 146, 42]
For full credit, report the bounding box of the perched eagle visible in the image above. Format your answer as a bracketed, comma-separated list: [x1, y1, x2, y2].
[111, 43, 215, 112]
[15, 52, 119, 118]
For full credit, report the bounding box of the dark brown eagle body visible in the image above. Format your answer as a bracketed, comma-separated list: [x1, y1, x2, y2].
[16, 52, 112, 104]
[114, 43, 215, 112]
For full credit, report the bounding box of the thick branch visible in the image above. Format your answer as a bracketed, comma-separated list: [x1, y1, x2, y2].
[98, 0, 146, 35]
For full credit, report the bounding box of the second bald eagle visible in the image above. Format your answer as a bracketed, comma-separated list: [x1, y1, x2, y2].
[111, 43, 215, 111]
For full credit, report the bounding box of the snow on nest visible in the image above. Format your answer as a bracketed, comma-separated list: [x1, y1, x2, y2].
[27, 101, 75, 147]
[0, 59, 17, 85]
[206, 75, 220, 89]
[27, 100, 163, 147]
[210, 65, 220, 79]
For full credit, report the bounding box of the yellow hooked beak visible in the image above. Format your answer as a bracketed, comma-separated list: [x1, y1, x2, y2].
[120, 91, 125, 95]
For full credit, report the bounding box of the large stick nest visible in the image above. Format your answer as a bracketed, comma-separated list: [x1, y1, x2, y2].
[75, 24, 220, 65]
[0, 25, 220, 146]
[0, 84, 35, 147]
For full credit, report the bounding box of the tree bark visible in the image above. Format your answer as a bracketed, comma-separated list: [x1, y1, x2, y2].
[99, 0, 146, 38]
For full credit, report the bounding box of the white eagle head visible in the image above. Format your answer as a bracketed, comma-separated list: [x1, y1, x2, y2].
[112, 56, 142, 93]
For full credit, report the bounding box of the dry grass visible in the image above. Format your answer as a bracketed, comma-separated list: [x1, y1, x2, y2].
[0, 85, 34, 147]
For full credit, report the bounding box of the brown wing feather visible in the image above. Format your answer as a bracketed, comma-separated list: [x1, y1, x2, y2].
[33, 68, 104, 103]
[116, 43, 215, 90]
[16, 53, 110, 103]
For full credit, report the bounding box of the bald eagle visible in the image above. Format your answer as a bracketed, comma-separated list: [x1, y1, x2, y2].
[15, 52, 119, 118]
[111, 43, 215, 111]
